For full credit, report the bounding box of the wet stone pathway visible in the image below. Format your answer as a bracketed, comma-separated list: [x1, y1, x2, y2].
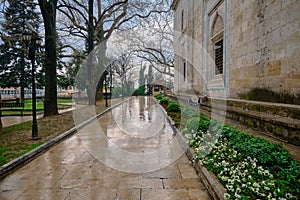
[0, 97, 211, 200]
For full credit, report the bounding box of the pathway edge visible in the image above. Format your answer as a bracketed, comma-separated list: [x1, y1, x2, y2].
[156, 100, 225, 200]
[0, 98, 132, 179]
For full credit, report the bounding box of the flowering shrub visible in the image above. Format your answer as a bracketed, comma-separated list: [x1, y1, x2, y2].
[190, 124, 300, 199]
[157, 96, 300, 199]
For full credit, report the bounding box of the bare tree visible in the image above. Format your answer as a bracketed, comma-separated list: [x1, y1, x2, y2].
[114, 6, 174, 77]
[111, 52, 137, 96]
[57, 0, 172, 104]
[38, 0, 59, 116]
[0, 92, 2, 134]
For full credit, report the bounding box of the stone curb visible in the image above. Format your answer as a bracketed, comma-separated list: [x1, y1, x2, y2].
[156, 101, 225, 200]
[0, 98, 131, 178]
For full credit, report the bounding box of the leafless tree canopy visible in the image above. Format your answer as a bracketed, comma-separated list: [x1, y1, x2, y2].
[57, 0, 172, 51]
[111, 52, 137, 94]
[110, 2, 174, 77]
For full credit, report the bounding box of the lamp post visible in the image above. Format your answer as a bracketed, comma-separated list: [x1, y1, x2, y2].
[23, 31, 41, 140]
[105, 70, 108, 107]
[109, 64, 113, 100]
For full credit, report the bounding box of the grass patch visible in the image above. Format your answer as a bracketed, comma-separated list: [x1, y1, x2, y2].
[1, 98, 72, 116]
[0, 142, 44, 166]
[0, 98, 124, 167]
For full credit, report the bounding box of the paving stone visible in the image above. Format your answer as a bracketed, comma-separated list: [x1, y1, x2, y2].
[0, 97, 212, 199]
[66, 188, 119, 200]
[188, 189, 212, 200]
[116, 188, 140, 200]
[141, 189, 190, 200]
[119, 177, 163, 189]
[178, 163, 199, 179]
[142, 164, 181, 179]
[163, 178, 206, 190]
[0, 190, 25, 200]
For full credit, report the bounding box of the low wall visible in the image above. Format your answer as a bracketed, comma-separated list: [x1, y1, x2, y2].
[168, 94, 300, 146]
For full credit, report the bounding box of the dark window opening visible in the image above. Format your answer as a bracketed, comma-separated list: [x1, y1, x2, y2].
[183, 62, 186, 81]
[181, 10, 184, 31]
[214, 39, 223, 75]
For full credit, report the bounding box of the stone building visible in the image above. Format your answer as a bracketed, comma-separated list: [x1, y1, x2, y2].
[172, 0, 300, 103]
[171, 0, 300, 145]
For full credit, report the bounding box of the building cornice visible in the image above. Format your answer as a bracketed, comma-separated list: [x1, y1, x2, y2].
[171, 0, 179, 10]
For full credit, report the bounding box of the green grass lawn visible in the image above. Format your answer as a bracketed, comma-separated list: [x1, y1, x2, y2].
[0, 141, 44, 166]
[1, 98, 73, 115]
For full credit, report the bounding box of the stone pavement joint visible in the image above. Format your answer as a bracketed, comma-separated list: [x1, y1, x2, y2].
[0, 97, 212, 200]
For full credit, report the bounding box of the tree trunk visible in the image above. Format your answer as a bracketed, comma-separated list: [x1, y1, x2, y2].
[87, 0, 95, 105]
[0, 93, 2, 134]
[38, 0, 58, 117]
[95, 74, 105, 101]
[94, 40, 107, 102]
[20, 50, 25, 101]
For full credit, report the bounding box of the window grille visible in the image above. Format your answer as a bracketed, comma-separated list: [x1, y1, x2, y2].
[214, 39, 223, 75]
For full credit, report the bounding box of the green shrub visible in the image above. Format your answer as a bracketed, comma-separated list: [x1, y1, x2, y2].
[159, 98, 169, 104]
[182, 107, 199, 118]
[185, 117, 200, 133]
[198, 119, 209, 133]
[136, 85, 146, 95]
[184, 117, 209, 133]
[167, 102, 181, 112]
[154, 94, 163, 100]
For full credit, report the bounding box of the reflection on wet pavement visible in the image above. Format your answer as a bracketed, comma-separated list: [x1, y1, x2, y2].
[0, 96, 211, 200]
[78, 96, 185, 173]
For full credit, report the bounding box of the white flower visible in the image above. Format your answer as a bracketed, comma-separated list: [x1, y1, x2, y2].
[224, 193, 230, 199]
[263, 170, 270, 176]
[264, 186, 270, 191]
[235, 193, 241, 199]
[285, 193, 293, 199]
[253, 182, 260, 188]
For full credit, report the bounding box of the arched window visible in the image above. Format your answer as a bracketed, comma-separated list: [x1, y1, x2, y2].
[211, 14, 224, 75]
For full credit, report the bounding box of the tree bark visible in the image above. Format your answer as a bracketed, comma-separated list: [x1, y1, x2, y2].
[95, 75, 105, 101]
[38, 0, 59, 116]
[87, 0, 95, 105]
[0, 93, 2, 134]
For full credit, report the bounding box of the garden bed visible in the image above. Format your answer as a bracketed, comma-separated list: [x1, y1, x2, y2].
[155, 94, 300, 200]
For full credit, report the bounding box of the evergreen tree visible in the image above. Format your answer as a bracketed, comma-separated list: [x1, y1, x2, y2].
[57, 56, 82, 90]
[0, 0, 40, 100]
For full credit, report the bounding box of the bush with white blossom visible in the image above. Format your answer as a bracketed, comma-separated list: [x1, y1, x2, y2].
[157, 97, 300, 199]
[183, 118, 300, 200]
